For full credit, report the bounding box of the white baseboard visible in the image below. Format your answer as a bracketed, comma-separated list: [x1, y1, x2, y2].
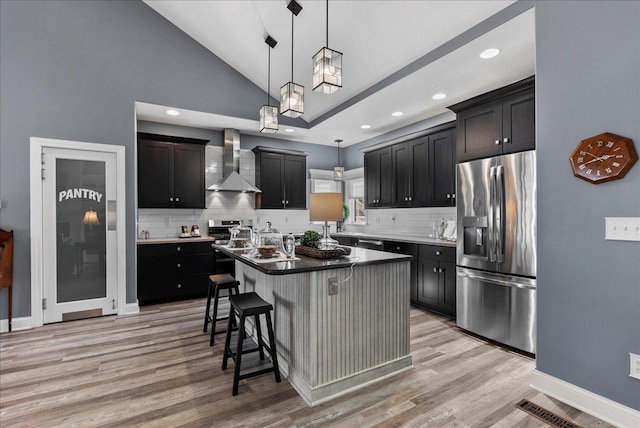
[531, 369, 640, 428]
[0, 316, 33, 333]
[123, 301, 140, 315]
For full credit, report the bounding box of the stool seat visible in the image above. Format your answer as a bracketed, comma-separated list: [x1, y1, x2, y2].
[203, 274, 240, 346]
[229, 292, 273, 316]
[222, 291, 281, 396]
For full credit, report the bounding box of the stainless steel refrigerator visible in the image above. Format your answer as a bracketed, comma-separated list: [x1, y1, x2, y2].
[456, 150, 536, 353]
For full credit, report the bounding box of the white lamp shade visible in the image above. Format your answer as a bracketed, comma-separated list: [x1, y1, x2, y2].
[309, 193, 343, 222]
[313, 47, 342, 94]
[259, 105, 279, 133]
[82, 209, 100, 225]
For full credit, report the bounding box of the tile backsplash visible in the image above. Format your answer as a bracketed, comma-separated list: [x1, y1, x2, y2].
[137, 144, 456, 239]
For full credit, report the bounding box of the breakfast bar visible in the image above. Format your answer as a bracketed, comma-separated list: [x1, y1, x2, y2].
[214, 245, 413, 407]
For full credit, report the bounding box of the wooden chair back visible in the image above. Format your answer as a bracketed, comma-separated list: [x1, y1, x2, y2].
[0, 229, 13, 289]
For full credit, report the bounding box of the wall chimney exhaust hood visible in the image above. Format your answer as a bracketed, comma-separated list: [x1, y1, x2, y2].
[207, 129, 261, 193]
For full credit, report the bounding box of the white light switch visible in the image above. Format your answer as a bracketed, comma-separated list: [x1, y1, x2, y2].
[605, 217, 640, 241]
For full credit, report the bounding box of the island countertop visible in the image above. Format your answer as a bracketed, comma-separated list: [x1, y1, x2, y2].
[213, 244, 412, 275]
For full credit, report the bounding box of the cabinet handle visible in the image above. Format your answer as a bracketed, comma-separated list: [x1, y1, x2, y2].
[170, 197, 174, 201]
[396, 246, 401, 250]
[433, 267, 438, 273]
[436, 251, 441, 255]
[446, 194, 451, 199]
[177, 263, 181, 268]
[409, 196, 412, 201]
[404, 197, 408, 201]
[177, 246, 181, 252]
[495, 139, 501, 145]
[503, 137, 510, 144]
[439, 268, 444, 273]
[176, 197, 180, 202]
[177, 283, 181, 288]
[286, 200, 289, 204]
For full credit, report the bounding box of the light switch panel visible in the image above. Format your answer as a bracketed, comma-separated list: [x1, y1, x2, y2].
[605, 217, 640, 241]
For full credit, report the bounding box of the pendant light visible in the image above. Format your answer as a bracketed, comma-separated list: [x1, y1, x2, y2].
[260, 35, 278, 134]
[313, 0, 342, 94]
[333, 139, 344, 181]
[280, 0, 304, 118]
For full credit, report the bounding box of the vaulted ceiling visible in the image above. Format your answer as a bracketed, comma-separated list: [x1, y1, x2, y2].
[139, 1, 535, 146]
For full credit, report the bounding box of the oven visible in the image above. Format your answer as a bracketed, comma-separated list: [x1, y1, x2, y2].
[207, 220, 253, 276]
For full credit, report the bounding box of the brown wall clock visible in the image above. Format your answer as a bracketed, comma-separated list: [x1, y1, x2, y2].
[569, 132, 638, 184]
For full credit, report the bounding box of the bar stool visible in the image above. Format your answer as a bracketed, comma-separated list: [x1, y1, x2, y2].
[222, 292, 281, 396]
[203, 273, 240, 346]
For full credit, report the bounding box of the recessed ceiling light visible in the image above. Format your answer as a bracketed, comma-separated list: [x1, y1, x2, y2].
[391, 111, 404, 117]
[166, 109, 180, 116]
[285, 128, 295, 133]
[432, 93, 447, 100]
[480, 48, 500, 59]
[361, 124, 371, 129]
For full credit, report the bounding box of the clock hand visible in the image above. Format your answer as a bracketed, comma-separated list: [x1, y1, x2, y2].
[582, 157, 602, 166]
[583, 152, 600, 159]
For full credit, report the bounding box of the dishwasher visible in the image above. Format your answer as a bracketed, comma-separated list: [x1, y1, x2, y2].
[355, 238, 384, 251]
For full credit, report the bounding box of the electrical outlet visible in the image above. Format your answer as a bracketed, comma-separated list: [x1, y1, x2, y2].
[630, 352, 640, 380]
[328, 277, 338, 296]
[605, 217, 640, 241]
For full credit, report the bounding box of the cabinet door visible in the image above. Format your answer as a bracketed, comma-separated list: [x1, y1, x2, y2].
[392, 143, 410, 207]
[456, 100, 502, 162]
[502, 88, 536, 154]
[429, 129, 455, 206]
[439, 261, 456, 316]
[259, 153, 285, 209]
[174, 143, 205, 208]
[409, 137, 429, 207]
[138, 140, 174, 208]
[364, 151, 379, 208]
[284, 155, 307, 208]
[417, 257, 439, 309]
[377, 147, 393, 207]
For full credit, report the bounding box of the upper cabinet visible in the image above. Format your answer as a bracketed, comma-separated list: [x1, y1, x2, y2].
[138, 133, 206, 209]
[364, 146, 392, 208]
[365, 123, 455, 209]
[253, 146, 307, 209]
[449, 76, 535, 162]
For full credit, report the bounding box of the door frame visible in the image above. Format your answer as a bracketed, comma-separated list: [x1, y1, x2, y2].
[30, 137, 126, 328]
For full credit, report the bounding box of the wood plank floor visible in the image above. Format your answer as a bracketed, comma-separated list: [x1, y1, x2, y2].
[0, 299, 613, 427]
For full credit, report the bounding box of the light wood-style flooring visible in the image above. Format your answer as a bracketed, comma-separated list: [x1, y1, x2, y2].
[0, 299, 612, 427]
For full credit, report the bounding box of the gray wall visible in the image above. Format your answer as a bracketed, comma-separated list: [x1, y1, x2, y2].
[535, 0, 640, 410]
[0, 0, 306, 313]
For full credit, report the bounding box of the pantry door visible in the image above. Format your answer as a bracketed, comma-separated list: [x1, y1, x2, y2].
[41, 146, 119, 323]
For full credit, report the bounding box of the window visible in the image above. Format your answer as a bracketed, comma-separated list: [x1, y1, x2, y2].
[345, 177, 366, 224]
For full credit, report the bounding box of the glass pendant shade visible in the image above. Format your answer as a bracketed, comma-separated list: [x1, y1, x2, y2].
[313, 47, 342, 93]
[259, 105, 278, 134]
[280, 82, 304, 118]
[333, 166, 344, 181]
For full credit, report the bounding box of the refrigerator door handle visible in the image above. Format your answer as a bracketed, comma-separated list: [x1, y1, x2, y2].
[495, 164, 504, 263]
[488, 166, 497, 262]
[457, 270, 536, 291]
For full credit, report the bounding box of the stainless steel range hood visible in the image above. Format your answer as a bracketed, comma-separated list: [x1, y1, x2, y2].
[207, 129, 261, 193]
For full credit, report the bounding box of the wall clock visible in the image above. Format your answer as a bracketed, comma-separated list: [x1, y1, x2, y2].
[569, 132, 638, 184]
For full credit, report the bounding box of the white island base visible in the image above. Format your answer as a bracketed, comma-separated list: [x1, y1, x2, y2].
[234, 258, 413, 406]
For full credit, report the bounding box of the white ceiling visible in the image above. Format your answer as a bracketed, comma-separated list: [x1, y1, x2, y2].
[139, 1, 535, 147]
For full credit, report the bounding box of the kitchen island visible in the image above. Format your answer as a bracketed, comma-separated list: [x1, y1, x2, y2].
[214, 245, 413, 407]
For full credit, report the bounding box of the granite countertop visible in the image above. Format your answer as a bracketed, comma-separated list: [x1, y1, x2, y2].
[214, 244, 412, 275]
[333, 232, 456, 247]
[137, 236, 217, 245]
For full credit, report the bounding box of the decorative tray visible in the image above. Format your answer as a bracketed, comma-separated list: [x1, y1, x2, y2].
[295, 245, 352, 259]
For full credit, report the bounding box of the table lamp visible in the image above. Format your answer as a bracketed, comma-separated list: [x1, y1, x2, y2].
[309, 193, 343, 249]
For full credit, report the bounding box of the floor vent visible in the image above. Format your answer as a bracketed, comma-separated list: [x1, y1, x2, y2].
[515, 399, 582, 428]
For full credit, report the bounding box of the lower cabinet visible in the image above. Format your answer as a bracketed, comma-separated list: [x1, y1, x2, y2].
[383, 241, 418, 303]
[137, 241, 214, 304]
[416, 245, 456, 317]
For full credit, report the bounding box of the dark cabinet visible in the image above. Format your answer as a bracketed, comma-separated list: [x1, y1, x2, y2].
[383, 241, 418, 303]
[138, 135, 205, 208]
[364, 146, 392, 208]
[429, 128, 456, 206]
[416, 245, 456, 317]
[253, 147, 307, 209]
[367, 124, 455, 209]
[450, 77, 535, 162]
[137, 241, 214, 304]
[392, 137, 429, 207]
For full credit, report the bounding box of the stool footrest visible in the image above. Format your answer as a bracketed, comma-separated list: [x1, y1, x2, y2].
[238, 367, 277, 381]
